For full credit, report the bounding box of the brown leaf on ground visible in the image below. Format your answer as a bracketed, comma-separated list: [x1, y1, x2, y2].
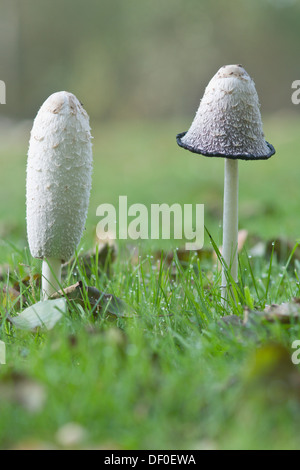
[51, 281, 136, 319]
[62, 241, 117, 278]
[244, 301, 300, 325]
[80, 242, 117, 276]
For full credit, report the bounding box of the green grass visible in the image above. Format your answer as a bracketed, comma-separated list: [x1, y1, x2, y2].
[1, 116, 300, 449]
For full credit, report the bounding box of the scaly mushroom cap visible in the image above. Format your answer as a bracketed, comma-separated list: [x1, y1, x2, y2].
[177, 64, 275, 160]
[27, 91, 93, 262]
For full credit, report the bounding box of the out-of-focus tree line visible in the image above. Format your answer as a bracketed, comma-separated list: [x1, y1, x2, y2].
[0, 0, 299, 120]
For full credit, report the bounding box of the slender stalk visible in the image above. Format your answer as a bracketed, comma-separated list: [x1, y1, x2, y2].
[42, 258, 62, 300]
[221, 158, 239, 306]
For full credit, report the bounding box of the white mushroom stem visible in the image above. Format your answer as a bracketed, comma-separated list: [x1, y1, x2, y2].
[42, 258, 62, 300]
[221, 158, 239, 306]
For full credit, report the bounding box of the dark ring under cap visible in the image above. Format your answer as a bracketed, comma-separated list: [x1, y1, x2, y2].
[176, 132, 275, 161]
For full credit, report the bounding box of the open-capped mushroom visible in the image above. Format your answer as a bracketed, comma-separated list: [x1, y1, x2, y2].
[177, 65, 275, 306]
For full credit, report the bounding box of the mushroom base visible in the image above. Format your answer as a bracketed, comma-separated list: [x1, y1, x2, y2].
[42, 258, 62, 300]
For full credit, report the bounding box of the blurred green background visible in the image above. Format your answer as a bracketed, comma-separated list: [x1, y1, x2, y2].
[0, 0, 300, 259]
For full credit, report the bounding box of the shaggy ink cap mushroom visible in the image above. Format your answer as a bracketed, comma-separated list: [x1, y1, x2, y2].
[27, 91, 93, 299]
[176, 64, 275, 160]
[176, 65, 275, 307]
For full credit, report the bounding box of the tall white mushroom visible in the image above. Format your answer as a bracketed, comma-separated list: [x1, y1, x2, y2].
[177, 65, 275, 306]
[27, 91, 93, 300]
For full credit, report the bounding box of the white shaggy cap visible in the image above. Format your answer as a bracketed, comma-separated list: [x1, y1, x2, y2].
[27, 91, 93, 262]
[177, 64, 275, 160]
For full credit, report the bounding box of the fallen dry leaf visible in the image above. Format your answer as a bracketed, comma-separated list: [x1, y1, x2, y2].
[8, 298, 67, 331]
[244, 301, 300, 325]
[62, 241, 117, 278]
[51, 282, 136, 319]
[79, 242, 117, 276]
